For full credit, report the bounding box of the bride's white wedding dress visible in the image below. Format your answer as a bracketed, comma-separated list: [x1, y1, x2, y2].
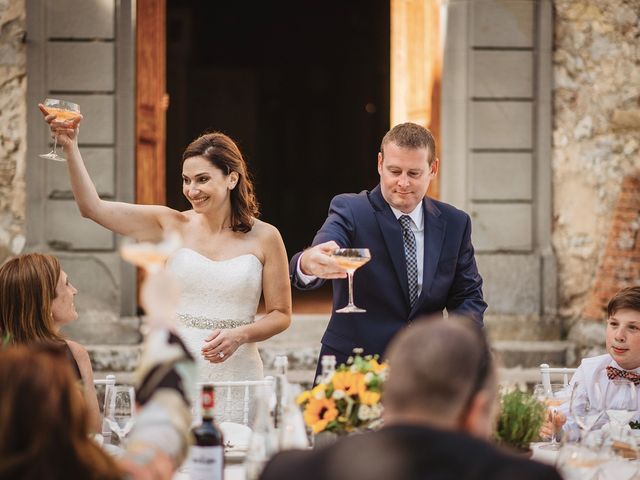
[168, 248, 264, 421]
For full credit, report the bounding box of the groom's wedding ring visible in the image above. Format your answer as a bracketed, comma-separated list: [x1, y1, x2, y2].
[218, 351, 225, 359]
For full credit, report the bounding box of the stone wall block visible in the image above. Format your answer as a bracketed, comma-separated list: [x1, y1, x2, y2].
[47, 0, 115, 39]
[47, 147, 114, 197]
[476, 253, 540, 315]
[470, 101, 533, 149]
[471, 152, 532, 200]
[471, 203, 532, 251]
[45, 200, 113, 250]
[47, 42, 114, 91]
[472, 51, 533, 98]
[472, 0, 534, 47]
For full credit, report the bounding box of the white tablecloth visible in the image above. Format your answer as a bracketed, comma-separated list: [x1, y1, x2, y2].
[173, 464, 245, 480]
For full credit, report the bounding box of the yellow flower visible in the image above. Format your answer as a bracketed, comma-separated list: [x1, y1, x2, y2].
[311, 383, 327, 399]
[303, 397, 339, 433]
[359, 389, 381, 406]
[368, 358, 387, 374]
[296, 390, 311, 405]
[332, 371, 365, 397]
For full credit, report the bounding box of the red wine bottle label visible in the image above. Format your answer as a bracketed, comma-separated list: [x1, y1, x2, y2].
[187, 446, 223, 480]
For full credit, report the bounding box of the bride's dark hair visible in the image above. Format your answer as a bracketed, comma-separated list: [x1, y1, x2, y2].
[182, 132, 259, 233]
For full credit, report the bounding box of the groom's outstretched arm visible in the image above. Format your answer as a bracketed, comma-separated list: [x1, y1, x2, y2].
[289, 195, 354, 290]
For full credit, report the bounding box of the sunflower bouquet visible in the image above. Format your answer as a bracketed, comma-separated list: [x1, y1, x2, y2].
[296, 349, 388, 434]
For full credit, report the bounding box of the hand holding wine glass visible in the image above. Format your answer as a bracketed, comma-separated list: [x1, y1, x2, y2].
[534, 383, 572, 450]
[38, 98, 82, 161]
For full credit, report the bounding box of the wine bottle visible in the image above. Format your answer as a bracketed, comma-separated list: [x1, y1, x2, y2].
[188, 385, 224, 479]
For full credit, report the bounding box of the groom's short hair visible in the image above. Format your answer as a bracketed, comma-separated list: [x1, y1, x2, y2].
[379, 122, 437, 165]
[384, 315, 493, 421]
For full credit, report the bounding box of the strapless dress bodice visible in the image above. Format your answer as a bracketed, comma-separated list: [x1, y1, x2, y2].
[168, 248, 263, 328]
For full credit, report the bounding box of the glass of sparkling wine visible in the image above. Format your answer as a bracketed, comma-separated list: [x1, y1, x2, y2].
[534, 383, 572, 451]
[331, 248, 371, 313]
[104, 385, 136, 445]
[119, 231, 182, 273]
[39, 98, 81, 162]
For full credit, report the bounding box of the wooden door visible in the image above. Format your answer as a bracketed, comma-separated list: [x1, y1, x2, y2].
[136, 0, 167, 205]
[391, 0, 442, 198]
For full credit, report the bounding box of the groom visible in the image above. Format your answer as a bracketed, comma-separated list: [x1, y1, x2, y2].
[290, 123, 487, 374]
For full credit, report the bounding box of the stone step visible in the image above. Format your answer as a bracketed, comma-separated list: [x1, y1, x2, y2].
[88, 345, 141, 372]
[492, 340, 577, 369]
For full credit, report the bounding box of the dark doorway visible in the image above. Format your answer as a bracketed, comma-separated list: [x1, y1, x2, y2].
[166, 1, 390, 311]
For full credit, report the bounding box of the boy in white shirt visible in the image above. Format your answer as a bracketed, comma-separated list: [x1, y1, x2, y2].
[546, 286, 640, 438]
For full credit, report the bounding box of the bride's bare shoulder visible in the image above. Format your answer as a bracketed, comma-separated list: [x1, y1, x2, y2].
[250, 218, 283, 240]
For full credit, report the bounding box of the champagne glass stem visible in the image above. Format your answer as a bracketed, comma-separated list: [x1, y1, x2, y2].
[346, 270, 355, 307]
[52, 134, 58, 156]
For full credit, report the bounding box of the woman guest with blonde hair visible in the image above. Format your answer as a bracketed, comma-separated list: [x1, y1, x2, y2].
[0, 253, 100, 432]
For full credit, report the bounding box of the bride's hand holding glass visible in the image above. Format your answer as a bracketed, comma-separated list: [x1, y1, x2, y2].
[38, 101, 82, 152]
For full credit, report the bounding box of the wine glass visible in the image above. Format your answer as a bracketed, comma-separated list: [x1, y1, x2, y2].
[604, 379, 637, 435]
[39, 98, 81, 162]
[534, 383, 572, 451]
[331, 248, 371, 313]
[570, 381, 604, 441]
[119, 231, 182, 273]
[104, 385, 136, 445]
[556, 443, 603, 480]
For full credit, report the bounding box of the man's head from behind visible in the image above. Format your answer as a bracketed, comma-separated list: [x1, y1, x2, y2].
[377, 123, 438, 214]
[606, 286, 640, 370]
[383, 316, 497, 439]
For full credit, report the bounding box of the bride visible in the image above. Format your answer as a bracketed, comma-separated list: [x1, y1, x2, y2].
[41, 108, 292, 407]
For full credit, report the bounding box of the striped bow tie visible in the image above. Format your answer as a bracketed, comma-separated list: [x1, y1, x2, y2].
[606, 365, 640, 385]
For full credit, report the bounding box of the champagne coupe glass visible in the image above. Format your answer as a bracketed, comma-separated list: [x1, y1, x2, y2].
[39, 98, 81, 162]
[331, 248, 371, 313]
[119, 231, 182, 274]
[604, 379, 637, 435]
[570, 381, 604, 442]
[534, 383, 572, 451]
[104, 385, 136, 445]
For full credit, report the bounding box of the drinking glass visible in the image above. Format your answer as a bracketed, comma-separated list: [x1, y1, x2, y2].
[39, 98, 81, 162]
[119, 231, 182, 273]
[570, 381, 604, 441]
[534, 383, 572, 451]
[556, 443, 603, 480]
[104, 385, 136, 445]
[331, 248, 371, 313]
[604, 379, 637, 434]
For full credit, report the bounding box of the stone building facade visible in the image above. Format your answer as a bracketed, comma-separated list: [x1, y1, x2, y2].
[552, 0, 640, 352]
[0, 0, 26, 259]
[0, 0, 638, 360]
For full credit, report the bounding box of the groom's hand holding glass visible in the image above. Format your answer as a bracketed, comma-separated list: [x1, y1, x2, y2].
[299, 241, 348, 280]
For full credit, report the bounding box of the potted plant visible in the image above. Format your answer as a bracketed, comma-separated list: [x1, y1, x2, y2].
[495, 389, 546, 452]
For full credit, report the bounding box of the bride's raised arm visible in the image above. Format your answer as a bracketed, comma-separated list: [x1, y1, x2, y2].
[39, 105, 182, 240]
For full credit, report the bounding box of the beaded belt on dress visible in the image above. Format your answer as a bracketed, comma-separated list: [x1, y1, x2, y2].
[177, 313, 252, 330]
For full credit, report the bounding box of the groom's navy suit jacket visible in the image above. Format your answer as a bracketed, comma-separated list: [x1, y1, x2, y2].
[290, 185, 487, 361]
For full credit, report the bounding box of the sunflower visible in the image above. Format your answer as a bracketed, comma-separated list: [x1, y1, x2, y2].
[303, 397, 339, 433]
[332, 371, 365, 397]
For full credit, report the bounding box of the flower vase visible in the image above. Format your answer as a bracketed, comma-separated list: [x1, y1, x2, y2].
[312, 431, 342, 449]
